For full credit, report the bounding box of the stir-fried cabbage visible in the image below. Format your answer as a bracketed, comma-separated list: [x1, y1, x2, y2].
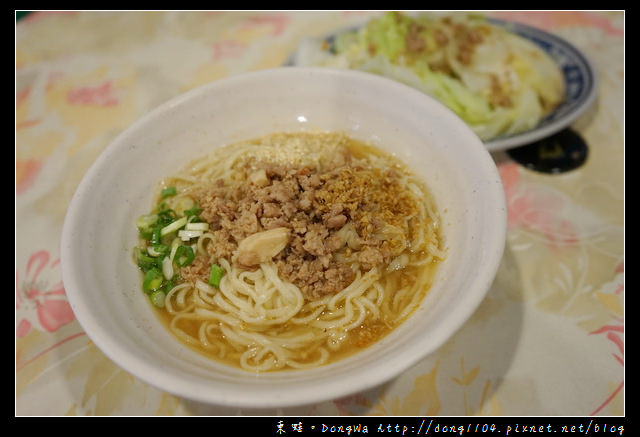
[294, 12, 565, 141]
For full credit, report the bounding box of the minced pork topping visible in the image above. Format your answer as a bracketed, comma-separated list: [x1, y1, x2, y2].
[180, 133, 420, 300]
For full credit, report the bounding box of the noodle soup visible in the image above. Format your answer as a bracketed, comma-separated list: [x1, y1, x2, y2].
[133, 132, 444, 372]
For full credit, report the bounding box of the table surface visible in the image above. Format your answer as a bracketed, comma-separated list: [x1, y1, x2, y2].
[16, 11, 624, 416]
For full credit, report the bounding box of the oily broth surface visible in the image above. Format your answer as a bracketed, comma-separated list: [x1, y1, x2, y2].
[153, 258, 440, 369]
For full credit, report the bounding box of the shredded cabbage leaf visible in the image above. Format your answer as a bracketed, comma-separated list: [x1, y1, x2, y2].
[294, 12, 565, 141]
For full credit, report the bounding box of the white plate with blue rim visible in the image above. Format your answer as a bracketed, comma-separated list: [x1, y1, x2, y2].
[286, 16, 598, 152]
[485, 18, 597, 151]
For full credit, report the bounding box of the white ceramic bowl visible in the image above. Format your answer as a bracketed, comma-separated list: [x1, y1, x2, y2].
[61, 67, 506, 408]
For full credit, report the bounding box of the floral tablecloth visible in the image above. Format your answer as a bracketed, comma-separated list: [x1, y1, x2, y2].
[16, 11, 624, 416]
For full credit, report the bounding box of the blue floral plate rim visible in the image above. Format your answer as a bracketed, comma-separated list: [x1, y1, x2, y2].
[484, 17, 597, 151]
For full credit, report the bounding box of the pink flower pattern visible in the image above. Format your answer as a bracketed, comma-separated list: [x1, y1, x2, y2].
[16, 158, 43, 195]
[239, 13, 289, 37]
[499, 162, 578, 248]
[333, 393, 369, 415]
[212, 40, 246, 61]
[67, 81, 119, 107]
[16, 250, 75, 337]
[590, 261, 624, 367]
[589, 313, 624, 415]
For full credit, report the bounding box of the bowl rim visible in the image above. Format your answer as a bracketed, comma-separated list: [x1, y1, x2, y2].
[60, 66, 506, 408]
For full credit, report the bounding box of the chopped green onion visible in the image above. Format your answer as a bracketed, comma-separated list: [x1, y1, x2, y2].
[147, 244, 169, 257]
[168, 238, 181, 261]
[175, 245, 195, 267]
[149, 290, 166, 308]
[183, 204, 202, 218]
[150, 226, 163, 245]
[137, 214, 159, 240]
[155, 201, 170, 213]
[161, 276, 178, 294]
[135, 248, 160, 272]
[185, 222, 209, 231]
[156, 207, 178, 225]
[142, 268, 163, 294]
[161, 256, 174, 280]
[178, 229, 202, 241]
[161, 187, 177, 198]
[174, 196, 195, 214]
[160, 216, 188, 236]
[209, 264, 224, 288]
[138, 228, 153, 240]
[136, 214, 158, 230]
